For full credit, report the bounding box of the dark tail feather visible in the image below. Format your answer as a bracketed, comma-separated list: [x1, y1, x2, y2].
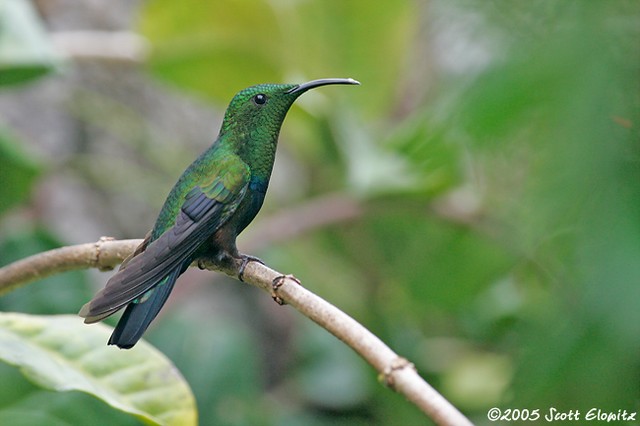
[108, 266, 182, 349]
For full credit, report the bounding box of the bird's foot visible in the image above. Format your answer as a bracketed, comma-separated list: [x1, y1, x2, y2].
[238, 254, 264, 282]
[271, 274, 301, 305]
[197, 258, 207, 270]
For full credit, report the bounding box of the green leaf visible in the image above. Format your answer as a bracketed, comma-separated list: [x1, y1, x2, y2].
[0, 361, 143, 426]
[0, 0, 60, 86]
[0, 313, 196, 426]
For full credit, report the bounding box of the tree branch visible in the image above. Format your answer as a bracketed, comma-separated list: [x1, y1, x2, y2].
[0, 238, 472, 426]
[0, 237, 138, 296]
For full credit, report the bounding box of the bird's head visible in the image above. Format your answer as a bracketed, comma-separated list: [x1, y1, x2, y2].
[218, 78, 360, 145]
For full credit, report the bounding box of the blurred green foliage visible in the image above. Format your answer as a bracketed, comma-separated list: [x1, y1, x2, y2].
[1, 0, 639, 425]
[139, 0, 414, 117]
[0, 131, 40, 215]
[0, 0, 59, 86]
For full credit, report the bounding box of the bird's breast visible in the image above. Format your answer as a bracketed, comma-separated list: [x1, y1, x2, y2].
[233, 185, 266, 235]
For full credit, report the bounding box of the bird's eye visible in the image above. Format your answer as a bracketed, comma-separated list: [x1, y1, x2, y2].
[253, 94, 267, 105]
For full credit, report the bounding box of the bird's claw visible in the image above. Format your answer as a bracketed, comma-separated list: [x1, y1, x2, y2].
[271, 274, 301, 305]
[238, 254, 264, 282]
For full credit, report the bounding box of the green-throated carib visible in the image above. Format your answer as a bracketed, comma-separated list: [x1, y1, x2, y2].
[79, 78, 360, 349]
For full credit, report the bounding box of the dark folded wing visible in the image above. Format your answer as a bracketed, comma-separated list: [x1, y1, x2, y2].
[80, 160, 249, 322]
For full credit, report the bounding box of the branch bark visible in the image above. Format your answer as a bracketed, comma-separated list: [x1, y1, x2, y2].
[0, 238, 472, 426]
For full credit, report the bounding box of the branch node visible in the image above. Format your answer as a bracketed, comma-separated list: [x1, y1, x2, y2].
[94, 236, 116, 271]
[271, 274, 300, 305]
[380, 356, 416, 389]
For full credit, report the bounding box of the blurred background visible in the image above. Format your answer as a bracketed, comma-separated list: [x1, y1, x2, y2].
[0, 0, 639, 425]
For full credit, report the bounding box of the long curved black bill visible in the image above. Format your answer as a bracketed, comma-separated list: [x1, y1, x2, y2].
[286, 78, 360, 95]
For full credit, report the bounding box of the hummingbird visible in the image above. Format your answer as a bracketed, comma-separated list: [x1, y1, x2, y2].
[79, 78, 359, 349]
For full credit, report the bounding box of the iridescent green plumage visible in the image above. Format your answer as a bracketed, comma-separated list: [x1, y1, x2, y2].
[79, 78, 359, 348]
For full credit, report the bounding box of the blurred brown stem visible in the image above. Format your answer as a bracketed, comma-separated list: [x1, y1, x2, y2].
[0, 238, 472, 426]
[51, 31, 149, 63]
[240, 192, 363, 252]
